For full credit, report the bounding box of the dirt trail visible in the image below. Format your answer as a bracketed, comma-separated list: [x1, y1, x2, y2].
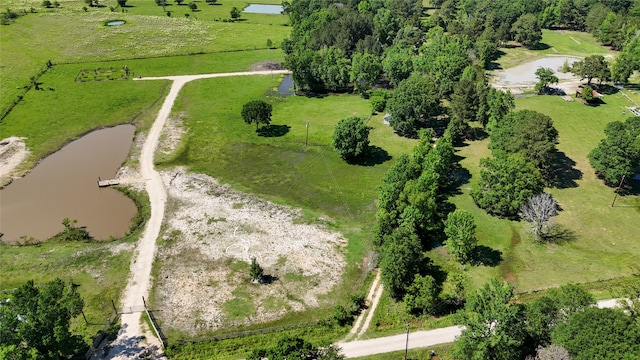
[101, 70, 290, 359]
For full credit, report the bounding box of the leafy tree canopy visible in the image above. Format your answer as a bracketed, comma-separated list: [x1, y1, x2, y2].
[588, 116, 640, 185]
[0, 279, 86, 359]
[571, 55, 611, 85]
[489, 109, 559, 178]
[552, 307, 640, 360]
[387, 74, 442, 138]
[471, 152, 545, 217]
[331, 116, 371, 161]
[241, 100, 273, 131]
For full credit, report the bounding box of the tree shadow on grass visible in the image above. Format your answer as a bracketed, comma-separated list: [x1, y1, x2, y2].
[470, 245, 503, 267]
[548, 150, 582, 188]
[542, 226, 577, 244]
[257, 124, 290, 137]
[349, 145, 391, 166]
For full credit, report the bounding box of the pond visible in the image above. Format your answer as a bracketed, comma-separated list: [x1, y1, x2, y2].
[243, 4, 284, 14]
[277, 75, 294, 95]
[496, 56, 581, 84]
[0, 125, 137, 243]
[106, 20, 125, 26]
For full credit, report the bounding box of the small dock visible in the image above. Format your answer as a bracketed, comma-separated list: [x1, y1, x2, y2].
[97, 177, 119, 187]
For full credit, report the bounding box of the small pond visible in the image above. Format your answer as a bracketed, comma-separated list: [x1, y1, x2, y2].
[496, 56, 581, 84]
[277, 75, 294, 95]
[0, 125, 137, 243]
[106, 20, 125, 26]
[243, 4, 284, 14]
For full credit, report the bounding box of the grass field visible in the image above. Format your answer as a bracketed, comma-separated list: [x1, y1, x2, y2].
[494, 29, 614, 69]
[0, 0, 290, 113]
[0, 62, 169, 169]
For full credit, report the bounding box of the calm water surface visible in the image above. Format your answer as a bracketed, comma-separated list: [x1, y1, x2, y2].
[0, 125, 137, 242]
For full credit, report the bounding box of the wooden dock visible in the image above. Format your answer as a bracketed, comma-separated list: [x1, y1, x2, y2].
[97, 177, 119, 187]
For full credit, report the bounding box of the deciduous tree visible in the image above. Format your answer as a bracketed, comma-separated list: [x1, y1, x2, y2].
[386, 74, 442, 137]
[443, 209, 477, 264]
[403, 274, 439, 315]
[519, 193, 558, 241]
[332, 116, 371, 161]
[379, 224, 425, 300]
[512, 14, 542, 48]
[241, 100, 272, 131]
[455, 279, 527, 360]
[489, 109, 559, 178]
[0, 279, 86, 359]
[588, 116, 640, 185]
[571, 55, 611, 85]
[552, 307, 640, 360]
[471, 153, 544, 217]
[535, 67, 559, 94]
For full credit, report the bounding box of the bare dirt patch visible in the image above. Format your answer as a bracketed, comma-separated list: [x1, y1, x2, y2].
[153, 168, 347, 335]
[0, 137, 30, 187]
[251, 61, 283, 71]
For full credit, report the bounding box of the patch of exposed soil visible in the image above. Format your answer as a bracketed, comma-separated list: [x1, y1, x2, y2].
[251, 61, 283, 71]
[0, 137, 30, 187]
[153, 168, 347, 335]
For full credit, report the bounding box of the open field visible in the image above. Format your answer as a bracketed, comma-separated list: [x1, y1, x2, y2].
[0, 0, 290, 112]
[440, 92, 640, 293]
[0, 62, 169, 172]
[494, 30, 614, 69]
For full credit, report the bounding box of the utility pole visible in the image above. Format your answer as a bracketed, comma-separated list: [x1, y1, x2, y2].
[611, 175, 626, 207]
[305, 121, 309, 147]
[404, 323, 410, 360]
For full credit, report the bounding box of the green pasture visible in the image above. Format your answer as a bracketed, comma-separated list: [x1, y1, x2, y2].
[439, 92, 640, 295]
[0, 240, 133, 342]
[160, 75, 398, 227]
[495, 29, 613, 69]
[0, 62, 169, 169]
[0, 3, 290, 112]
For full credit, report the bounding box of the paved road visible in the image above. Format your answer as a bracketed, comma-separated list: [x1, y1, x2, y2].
[100, 70, 290, 359]
[338, 298, 625, 358]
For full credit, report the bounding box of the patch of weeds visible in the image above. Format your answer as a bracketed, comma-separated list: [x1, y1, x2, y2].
[207, 217, 226, 224]
[283, 272, 310, 282]
[207, 279, 219, 287]
[161, 229, 182, 245]
[262, 296, 288, 312]
[232, 202, 244, 209]
[222, 289, 255, 320]
[276, 255, 287, 267]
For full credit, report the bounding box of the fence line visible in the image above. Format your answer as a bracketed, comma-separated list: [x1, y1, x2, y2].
[84, 310, 118, 359]
[174, 321, 319, 346]
[0, 61, 53, 122]
[143, 297, 167, 348]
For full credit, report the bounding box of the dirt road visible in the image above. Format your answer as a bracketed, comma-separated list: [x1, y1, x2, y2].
[101, 70, 290, 359]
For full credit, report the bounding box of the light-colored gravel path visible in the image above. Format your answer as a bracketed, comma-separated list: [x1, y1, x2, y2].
[101, 70, 290, 359]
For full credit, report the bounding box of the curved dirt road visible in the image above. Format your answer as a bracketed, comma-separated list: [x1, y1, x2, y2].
[102, 70, 290, 359]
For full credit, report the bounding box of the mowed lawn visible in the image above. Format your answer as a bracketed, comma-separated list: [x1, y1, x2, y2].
[495, 29, 613, 69]
[445, 92, 640, 293]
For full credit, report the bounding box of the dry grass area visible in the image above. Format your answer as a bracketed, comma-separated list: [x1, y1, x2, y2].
[152, 168, 347, 336]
